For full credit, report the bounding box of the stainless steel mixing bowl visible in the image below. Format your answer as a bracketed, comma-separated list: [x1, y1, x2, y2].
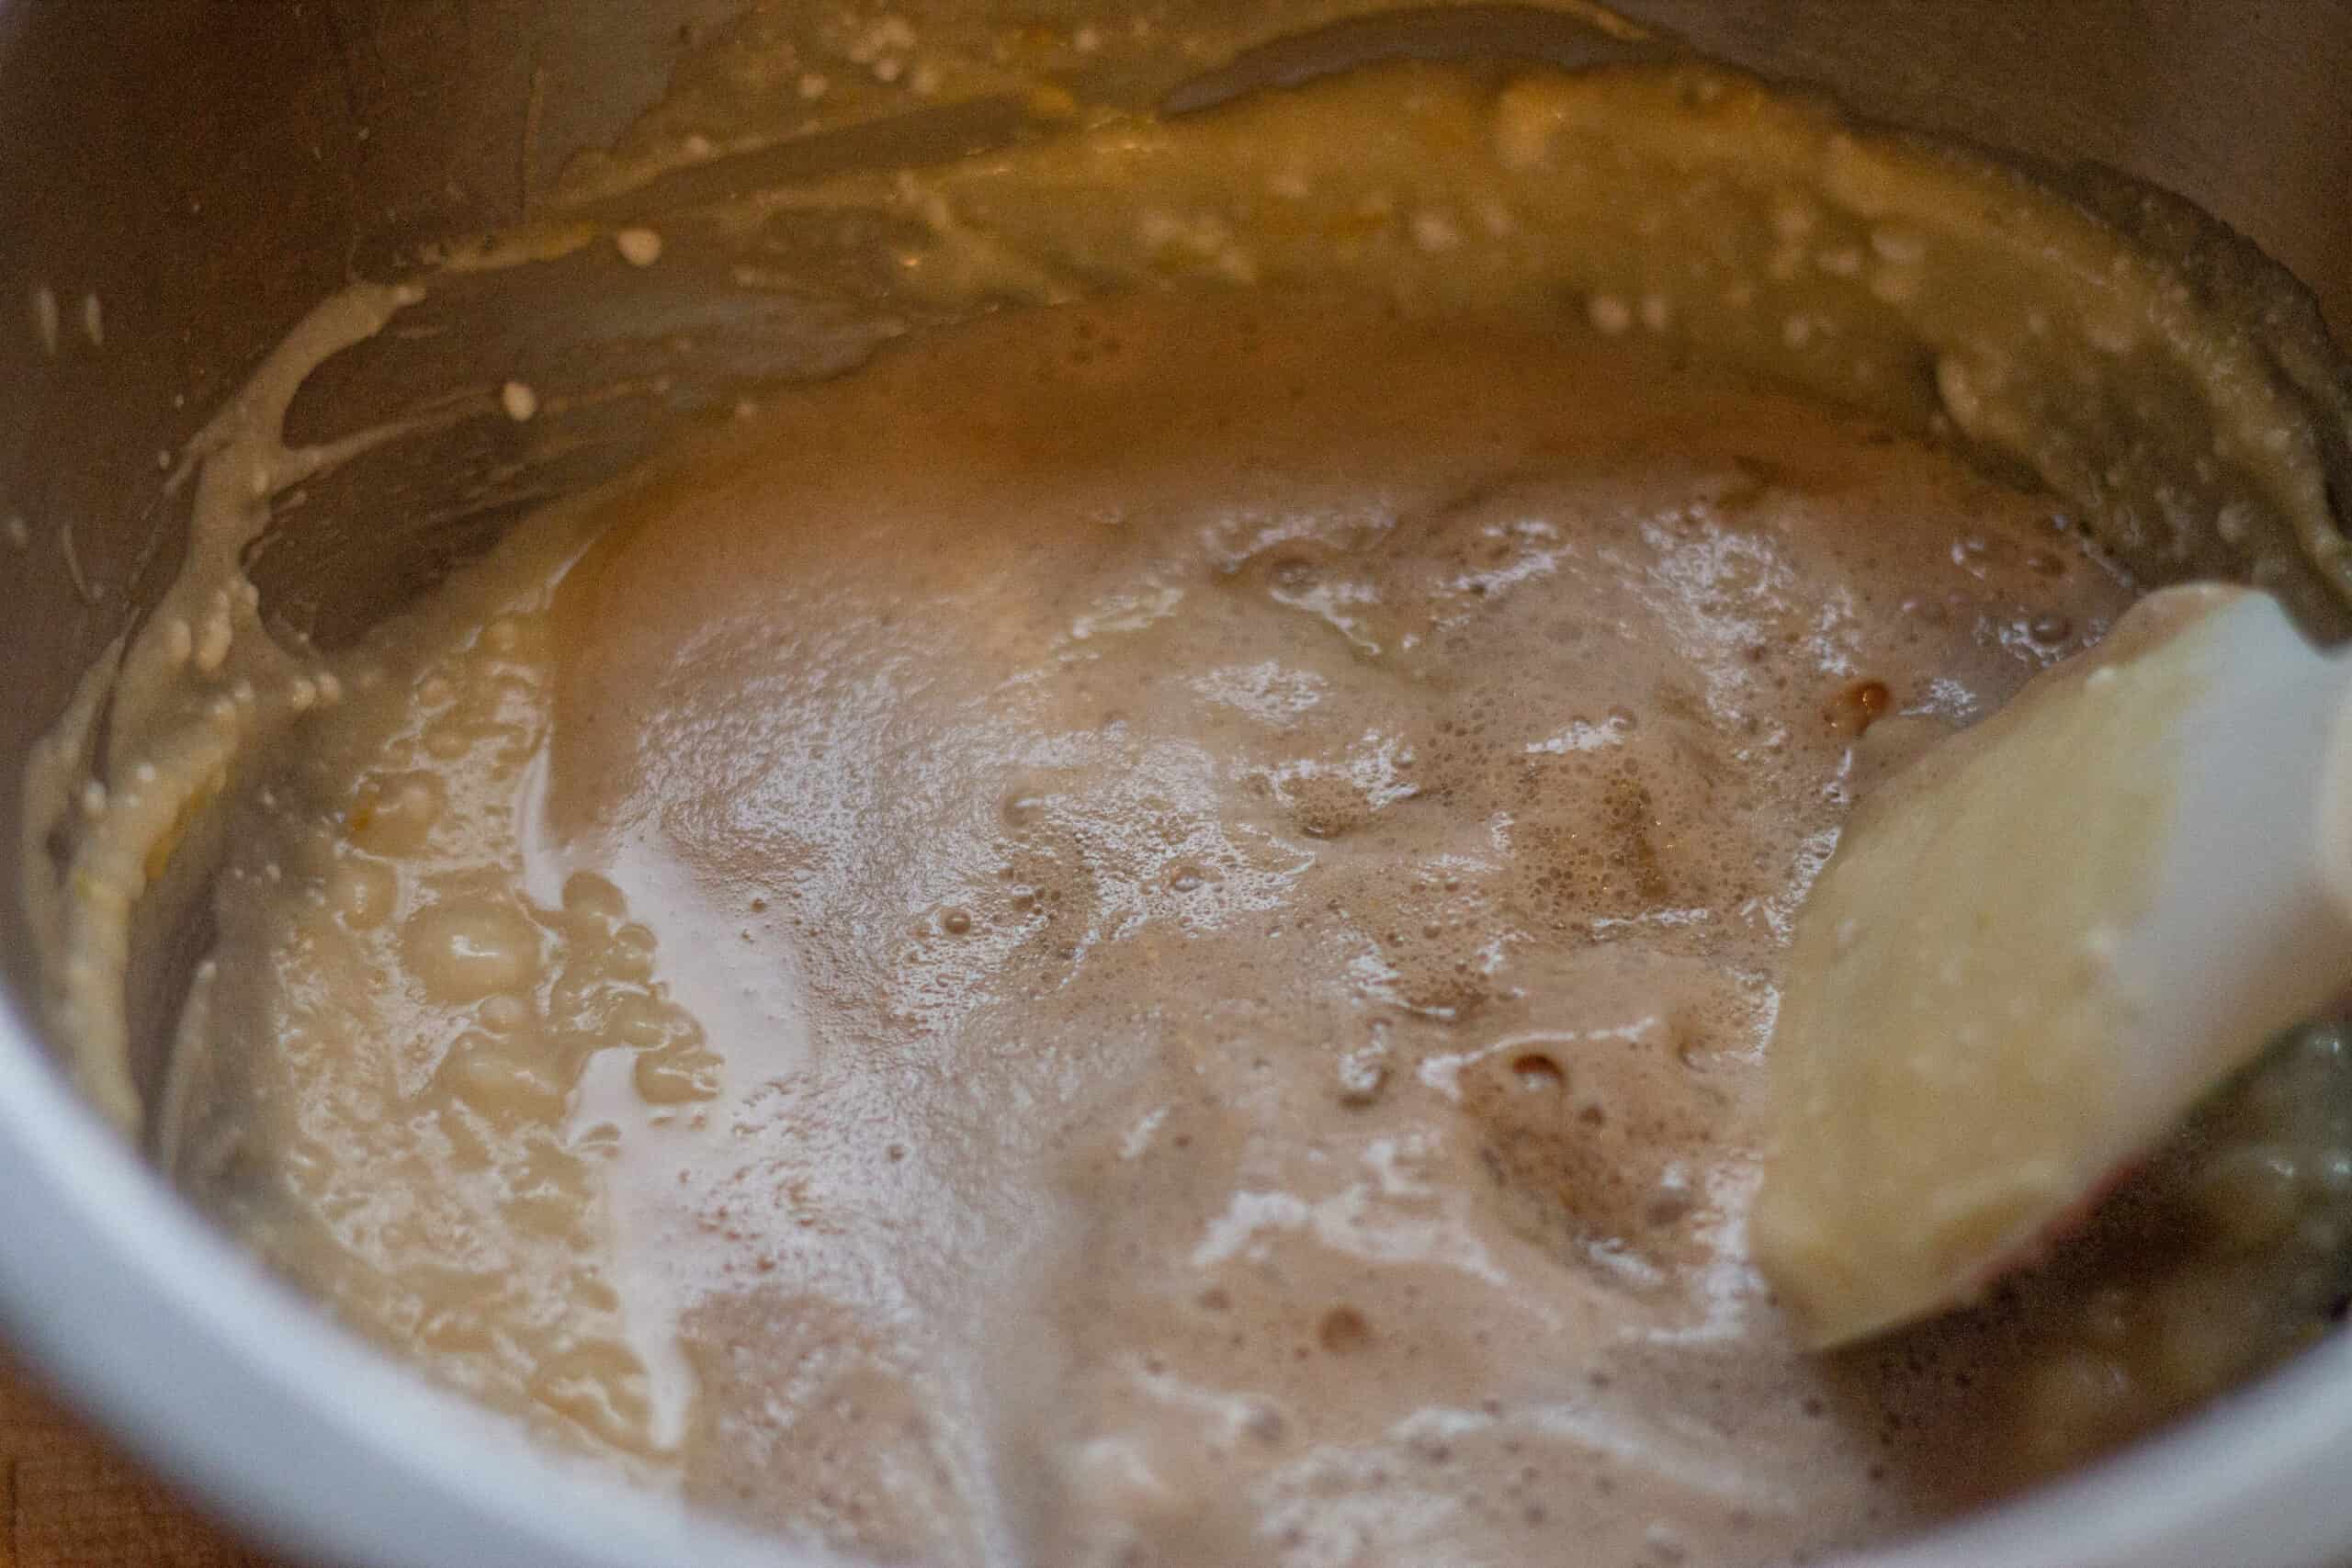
[4, 4, 2351, 1565]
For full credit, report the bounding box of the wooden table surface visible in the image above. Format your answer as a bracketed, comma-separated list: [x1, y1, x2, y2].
[0, 1354, 280, 1568]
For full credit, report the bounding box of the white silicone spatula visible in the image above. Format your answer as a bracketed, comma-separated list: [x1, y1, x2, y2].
[1753, 582, 2352, 1348]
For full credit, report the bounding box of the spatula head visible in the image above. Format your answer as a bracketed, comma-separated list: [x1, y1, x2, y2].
[1753, 586, 2351, 1347]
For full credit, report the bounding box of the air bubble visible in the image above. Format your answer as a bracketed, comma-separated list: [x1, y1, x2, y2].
[1587, 294, 1633, 335]
[1824, 679, 1892, 737]
[563, 872, 628, 927]
[404, 899, 539, 1003]
[348, 773, 445, 856]
[1511, 1053, 1566, 1092]
[613, 228, 663, 267]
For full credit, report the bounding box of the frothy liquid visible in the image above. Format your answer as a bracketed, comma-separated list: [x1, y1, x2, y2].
[175, 294, 2139, 1565]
